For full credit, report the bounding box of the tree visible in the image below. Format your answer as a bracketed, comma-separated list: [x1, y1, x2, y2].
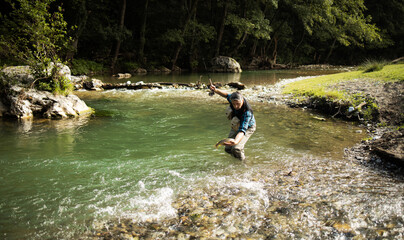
[170, 0, 200, 70]
[63, 0, 90, 62]
[111, 0, 127, 73]
[0, 0, 73, 94]
[215, 0, 230, 57]
[138, 0, 149, 64]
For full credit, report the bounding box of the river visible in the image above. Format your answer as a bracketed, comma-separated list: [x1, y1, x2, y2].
[0, 70, 402, 239]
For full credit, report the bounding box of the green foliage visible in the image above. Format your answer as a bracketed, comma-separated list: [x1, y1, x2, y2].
[1, 0, 400, 70]
[70, 59, 105, 75]
[358, 59, 388, 73]
[0, 0, 70, 64]
[0, 0, 72, 94]
[226, 10, 272, 41]
[36, 66, 74, 95]
[350, 93, 379, 121]
[121, 62, 140, 72]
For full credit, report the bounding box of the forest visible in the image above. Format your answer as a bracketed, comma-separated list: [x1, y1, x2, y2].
[1, 0, 403, 74]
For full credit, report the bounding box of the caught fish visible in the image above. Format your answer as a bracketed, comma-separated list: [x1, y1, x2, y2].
[215, 138, 233, 148]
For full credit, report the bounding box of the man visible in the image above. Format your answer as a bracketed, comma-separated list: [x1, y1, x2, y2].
[209, 84, 256, 160]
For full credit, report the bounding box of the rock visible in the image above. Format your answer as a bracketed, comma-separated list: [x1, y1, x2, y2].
[246, 56, 272, 70]
[70, 75, 88, 83]
[160, 67, 171, 73]
[211, 56, 242, 73]
[1, 63, 72, 84]
[226, 82, 245, 90]
[48, 62, 71, 81]
[370, 128, 404, 166]
[83, 79, 104, 91]
[172, 65, 181, 72]
[134, 68, 147, 74]
[1, 65, 34, 84]
[1, 85, 92, 119]
[115, 73, 132, 78]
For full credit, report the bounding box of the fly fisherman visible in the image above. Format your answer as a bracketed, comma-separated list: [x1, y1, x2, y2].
[209, 84, 256, 161]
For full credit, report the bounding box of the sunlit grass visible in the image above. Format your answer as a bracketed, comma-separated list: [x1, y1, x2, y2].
[358, 59, 389, 73]
[282, 64, 404, 100]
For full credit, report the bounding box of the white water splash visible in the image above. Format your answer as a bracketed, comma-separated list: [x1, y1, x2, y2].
[123, 187, 177, 222]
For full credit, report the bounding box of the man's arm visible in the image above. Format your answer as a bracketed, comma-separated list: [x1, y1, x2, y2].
[209, 85, 228, 98]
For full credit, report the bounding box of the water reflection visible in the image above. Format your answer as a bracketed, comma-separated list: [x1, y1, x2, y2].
[95, 69, 343, 86]
[1, 116, 91, 158]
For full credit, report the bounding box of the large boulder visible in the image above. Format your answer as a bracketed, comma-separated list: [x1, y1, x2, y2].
[1, 64, 92, 119]
[211, 56, 242, 73]
[1, 66, 34, 84]
[1, 63, 72, 83]
[1, 85, 92, 119]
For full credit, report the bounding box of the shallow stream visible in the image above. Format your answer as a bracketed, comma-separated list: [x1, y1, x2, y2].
[0, 70, 403, 239]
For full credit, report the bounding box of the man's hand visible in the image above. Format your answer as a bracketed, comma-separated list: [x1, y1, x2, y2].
[223, 139, 237, 146]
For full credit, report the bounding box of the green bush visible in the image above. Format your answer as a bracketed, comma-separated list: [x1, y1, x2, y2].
[359, 59, 388, 73]
[36, 67, 74, 96]
[121, 61, 140, 72]
[70, 59, 105, 75]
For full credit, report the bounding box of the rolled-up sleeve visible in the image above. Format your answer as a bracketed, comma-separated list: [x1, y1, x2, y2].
[238, 110, 253, 134]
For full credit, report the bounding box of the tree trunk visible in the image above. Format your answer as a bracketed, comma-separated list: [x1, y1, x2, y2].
[215, 0, 229, 57]
[138, 0, 149, 64]
[230, 31, 247, 56]
[250, 39, 258, 56]
[325, 38, 337, 63]
[111, 0, 127, 73]
[272, 36, 278, 67]
[290, 31, 305, 65]
[65, 2, 89, 61]
[189, 11, 197, 71]
[171, 0, 199, 70]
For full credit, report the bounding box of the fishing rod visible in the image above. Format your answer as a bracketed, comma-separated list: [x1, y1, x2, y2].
[203, 58, 215, 96]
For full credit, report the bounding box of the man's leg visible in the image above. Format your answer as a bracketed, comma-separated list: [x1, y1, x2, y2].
[232, 125, 256, 160]
[225, 129, 237, 154]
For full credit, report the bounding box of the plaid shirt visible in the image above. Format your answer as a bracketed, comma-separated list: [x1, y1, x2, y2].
[227, 94, 256, 134]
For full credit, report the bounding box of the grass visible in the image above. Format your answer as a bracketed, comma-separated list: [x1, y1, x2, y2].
[281, 63, 403, 121]
[282, 64, 404, 100]
[358, 59, 389, 73]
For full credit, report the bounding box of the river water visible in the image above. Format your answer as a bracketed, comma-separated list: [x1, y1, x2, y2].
[0, 70, 403, 239]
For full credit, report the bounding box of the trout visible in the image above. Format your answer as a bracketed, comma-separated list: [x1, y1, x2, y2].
[215, 138, 233, 148]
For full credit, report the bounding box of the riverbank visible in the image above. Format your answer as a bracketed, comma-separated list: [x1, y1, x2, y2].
[244, 64, 404, 168]
[282, 64, 404, 168]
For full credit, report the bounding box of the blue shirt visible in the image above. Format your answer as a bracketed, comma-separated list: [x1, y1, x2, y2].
[227, 94, 256, 134]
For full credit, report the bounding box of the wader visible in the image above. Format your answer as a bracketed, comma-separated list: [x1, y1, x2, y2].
[225, 125, 256, 161]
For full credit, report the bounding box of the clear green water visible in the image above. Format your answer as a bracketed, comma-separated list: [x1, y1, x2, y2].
[1, 72, 398, 239]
